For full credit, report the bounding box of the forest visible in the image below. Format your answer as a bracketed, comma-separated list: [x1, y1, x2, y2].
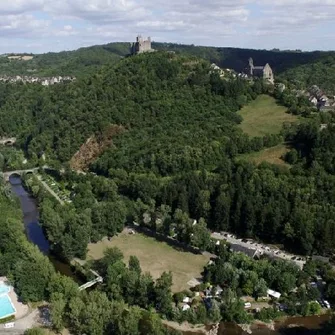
[1, 46, 335, 333]
[1, 51, 335, 258]
[2, 41, 335, 91]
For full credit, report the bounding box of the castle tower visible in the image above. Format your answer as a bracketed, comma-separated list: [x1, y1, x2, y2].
[248, 58, 254, 75]
[131, 35, 153, 55]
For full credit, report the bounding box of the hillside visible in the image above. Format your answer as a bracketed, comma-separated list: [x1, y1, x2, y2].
[2, 50, 335, 259]
[0, 52, 255, 166]
[0, 42, 130, 78]
[278, 54, 335, 93]
[2, 41, 335, 89]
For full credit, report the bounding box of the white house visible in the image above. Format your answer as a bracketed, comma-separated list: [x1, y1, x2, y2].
[182, 297, 191, 303]
[182, 304, 191, 311]
[267, 289, 281, 299]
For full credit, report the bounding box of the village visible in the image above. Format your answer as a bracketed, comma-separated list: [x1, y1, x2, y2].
[0, 75, 76, 86]
[295, 84, 335, 111]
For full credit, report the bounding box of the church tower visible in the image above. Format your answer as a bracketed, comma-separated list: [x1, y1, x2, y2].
[248, 58, 254, 76]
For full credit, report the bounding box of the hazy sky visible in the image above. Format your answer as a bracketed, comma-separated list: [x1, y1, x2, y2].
[0, 0, 334, 54]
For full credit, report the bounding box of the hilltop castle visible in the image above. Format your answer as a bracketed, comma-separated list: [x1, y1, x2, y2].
[248, 58, 274, 84]
[131, 35, 153, 54]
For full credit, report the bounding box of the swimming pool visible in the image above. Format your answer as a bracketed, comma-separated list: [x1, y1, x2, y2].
[0, 282, 10, 295]
[0, 282, 16, 319]
[0, 295, 16, 319]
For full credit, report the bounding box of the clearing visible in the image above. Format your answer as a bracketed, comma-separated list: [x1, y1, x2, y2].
[237, 143, 290, 167]
[87, 231, 210, 292]
[238, 95, 297, 137]
[70, 124, 125, 171]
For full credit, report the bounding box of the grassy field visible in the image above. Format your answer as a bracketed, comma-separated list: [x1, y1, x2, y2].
[237, 144, 291, 167]
[238, 95, 298, 137]
[87, 231, 210, 293]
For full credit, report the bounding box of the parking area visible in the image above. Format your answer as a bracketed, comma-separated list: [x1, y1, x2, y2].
[211, 232, 306, 269]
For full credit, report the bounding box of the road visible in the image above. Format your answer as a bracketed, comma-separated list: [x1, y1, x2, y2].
[1, 309, 39, 334]
[37, 175, 64, 205]
[211, 232, 306, 269]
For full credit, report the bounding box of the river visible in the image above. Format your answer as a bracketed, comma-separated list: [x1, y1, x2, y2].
[9, 175, 83, 281]
[8, 176, 333, 335]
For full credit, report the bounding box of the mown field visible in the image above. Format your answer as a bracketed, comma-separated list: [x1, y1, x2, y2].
[238, 94, 297, 137]
[87, 231, 210, 292]
[237, 144, 291, 167]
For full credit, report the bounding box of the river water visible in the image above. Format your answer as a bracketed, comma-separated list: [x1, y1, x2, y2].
[9, 175, 82, 280]
[8, 176, 333, 335]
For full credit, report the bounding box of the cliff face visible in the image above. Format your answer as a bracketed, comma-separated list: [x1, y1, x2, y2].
[70, 124, 125, 171]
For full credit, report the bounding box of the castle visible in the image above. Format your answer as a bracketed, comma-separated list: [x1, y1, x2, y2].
[131, 35, 153, 54]
[247, 58, 274, 84]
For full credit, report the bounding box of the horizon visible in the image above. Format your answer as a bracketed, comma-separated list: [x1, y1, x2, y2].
[0, 1, 334, 54]
[1, 40, 334, 56]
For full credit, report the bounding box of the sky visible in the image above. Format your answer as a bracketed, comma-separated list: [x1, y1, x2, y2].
[0, 0, 334, 54]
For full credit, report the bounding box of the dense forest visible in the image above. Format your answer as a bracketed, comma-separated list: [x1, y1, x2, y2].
[0, 171, 181, 334]
[2, 44, 335, 333]
[1, 51, 335, 258]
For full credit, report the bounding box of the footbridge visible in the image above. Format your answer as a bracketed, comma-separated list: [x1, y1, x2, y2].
[2, 168, 39, 181]
[73, 258, 104, 291]
[0, 137, 16, 146]
[79, 274, 103, 291]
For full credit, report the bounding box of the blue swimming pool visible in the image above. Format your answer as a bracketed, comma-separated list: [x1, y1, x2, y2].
[0, 283, 15, 319]
[0, 295, 16, 319]
[0, 283, 10, 295]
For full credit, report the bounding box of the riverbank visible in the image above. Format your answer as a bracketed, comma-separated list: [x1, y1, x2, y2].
[8, 175, 85, 284]
[164, 313, 333, 335]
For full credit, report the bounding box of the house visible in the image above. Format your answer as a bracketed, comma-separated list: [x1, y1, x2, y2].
[244, 302, 251, 309]
[210, 63, 225, 78]
[182, 304, 191, 311]
[215, 285, 223, 296]
[309, 96, 318, 106]
[183, 297, 191, 303]
[267, 289, 281, 299]
[229, 243, 263, 259]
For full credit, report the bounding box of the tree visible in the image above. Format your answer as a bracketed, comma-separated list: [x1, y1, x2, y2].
[98, 247, 124, 275]
[129, 255, 142, 276]
[254, 278, 268, 299]
[48, 273, 78, 299]
[277, 272, 296, 294]
[14, 255, 54, 303]
[191, 218, 211, 250]
[24, 328, 46, 335]
[155, 272, 173, 316]
[139, 310, 165, 335]
[116, 306, 142, 335]
[50, 293, 66, 333]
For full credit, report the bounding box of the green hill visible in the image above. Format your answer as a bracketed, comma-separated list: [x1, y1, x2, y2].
[2, 50, 335, 258]
[2, 41, 335, 90]
[0, 42, 131, 78]
[0, 52, 255, 167]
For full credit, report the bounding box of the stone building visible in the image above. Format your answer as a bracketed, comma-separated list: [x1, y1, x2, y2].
[248, 58, 274, 84]
[131, 35, 153, 54]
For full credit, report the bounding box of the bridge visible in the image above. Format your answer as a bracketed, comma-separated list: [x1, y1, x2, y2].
[79, 274, 103, 291]
[73, 258, 104, 291]
[2, 168, 39, 181]
[0, 137, 16, 146]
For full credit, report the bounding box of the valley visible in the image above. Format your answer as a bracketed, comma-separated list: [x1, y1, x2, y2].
[0, 41, 335, 335]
